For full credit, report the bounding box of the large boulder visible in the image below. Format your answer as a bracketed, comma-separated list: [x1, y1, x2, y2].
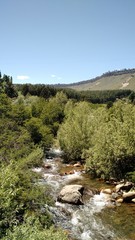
[57, 184, 84, 205]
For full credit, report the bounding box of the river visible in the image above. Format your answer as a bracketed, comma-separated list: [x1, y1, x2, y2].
[33, 149, 135, 240]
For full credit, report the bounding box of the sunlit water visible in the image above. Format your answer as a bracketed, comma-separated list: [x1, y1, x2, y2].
[33, 149, 135, 240]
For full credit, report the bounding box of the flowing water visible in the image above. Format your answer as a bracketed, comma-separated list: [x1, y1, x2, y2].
[33, 149, 135, 240]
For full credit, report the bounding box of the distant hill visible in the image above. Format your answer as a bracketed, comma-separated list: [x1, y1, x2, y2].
[54, 68, 135, 91]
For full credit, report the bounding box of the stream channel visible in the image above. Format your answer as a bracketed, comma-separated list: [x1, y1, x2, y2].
[33, 149, 135, 240]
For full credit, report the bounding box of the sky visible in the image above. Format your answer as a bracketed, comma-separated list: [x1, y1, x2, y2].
[0, 0, 135, 85]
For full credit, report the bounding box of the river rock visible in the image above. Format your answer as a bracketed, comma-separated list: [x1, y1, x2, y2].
[123, 191, 135, 202]
[116, 198, 123, 203]
[57, 184, 84, 205]
[43, 164, 52, 169]
[101, 188, 112, 194]
[115, 182, 133, 193]
[73, 162, 81, 167]
[111, 192, 120, 200]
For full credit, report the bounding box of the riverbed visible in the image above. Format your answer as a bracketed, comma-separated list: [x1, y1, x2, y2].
[33, 149, 135, 240]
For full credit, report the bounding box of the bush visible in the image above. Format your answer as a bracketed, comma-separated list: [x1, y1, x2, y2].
[2, 218, 68, 240]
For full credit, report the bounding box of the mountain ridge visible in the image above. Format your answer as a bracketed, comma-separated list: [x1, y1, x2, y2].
[53, 68, 135, 91]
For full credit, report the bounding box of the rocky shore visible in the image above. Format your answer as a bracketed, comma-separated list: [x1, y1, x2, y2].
[56, 161, 135, 206]
[101, 181, 135, 205]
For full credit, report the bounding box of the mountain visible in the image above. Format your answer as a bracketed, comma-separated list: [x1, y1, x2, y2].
[54, 69, 135, 91]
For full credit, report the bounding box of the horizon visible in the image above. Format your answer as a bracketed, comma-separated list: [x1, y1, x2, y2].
[1, 67, 135, 86]
[1, 0, 135, 85]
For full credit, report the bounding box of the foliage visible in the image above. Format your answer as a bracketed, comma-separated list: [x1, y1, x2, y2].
[25, 117, 53, 148]
[126, 171, 135, 183]
[0, 153, 53, 238]
[58, 99, 135, 179]
[41, 92, 68, 135]
[19, 84, 57, 98]
[84, 101, 135, 179]
[17, 81, 132, 104]
[129, 91, 135, 103]
[79, 89, 132, 104]
[0, 73, 18, 98]
[0, 94, 33, 164]
[0, 120, 34, 164]
[58, 101, 94, 161]
[2, 218, 68, 240]
[0, 92, 68, 238]
[11, 97, 31, 125]
[0, 94, 12, 117]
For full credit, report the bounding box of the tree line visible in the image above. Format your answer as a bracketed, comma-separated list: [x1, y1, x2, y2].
[16, 83, 134, 104]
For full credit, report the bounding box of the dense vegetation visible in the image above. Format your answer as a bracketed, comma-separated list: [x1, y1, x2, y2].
[17, 83, 134, 104]
[58, 99, 135, 180]
[0, 74, 68, 239]
[0, 71, 135, 238]
[79, 89, 133, 103]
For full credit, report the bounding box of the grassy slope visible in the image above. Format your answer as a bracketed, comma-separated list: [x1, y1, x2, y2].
[68, 73, 135, 91]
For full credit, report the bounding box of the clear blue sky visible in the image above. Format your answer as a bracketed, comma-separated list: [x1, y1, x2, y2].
[1, 0, 135, 84]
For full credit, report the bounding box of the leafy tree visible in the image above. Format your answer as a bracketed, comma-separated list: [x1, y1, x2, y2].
[85, 101, 135, 179]
[21, 84, 30, 96]
[0, 94, 12, 117]
[11, 101, 31, 126]
[31, 97, 47, 117]
[58, 101, 94, 161]
[41, 93, 67, 136]
[0, 73, 17, 97]
[25, 117, 53, 148]
[54, 91, 68, 106]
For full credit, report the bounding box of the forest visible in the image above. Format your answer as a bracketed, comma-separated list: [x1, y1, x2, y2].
[16, 82, 133, 103]
[0, 72, 135, 239]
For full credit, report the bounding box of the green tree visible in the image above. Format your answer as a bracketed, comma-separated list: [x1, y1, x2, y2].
[0, 74, 17, 97]
[25, 117, 53, 148]
[0, 94, 12, 117]
[58, 101, 94, 161]
[11, 97, 31, 125]
[41, 93, 67, 136]
[85, 101, 135, 179]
